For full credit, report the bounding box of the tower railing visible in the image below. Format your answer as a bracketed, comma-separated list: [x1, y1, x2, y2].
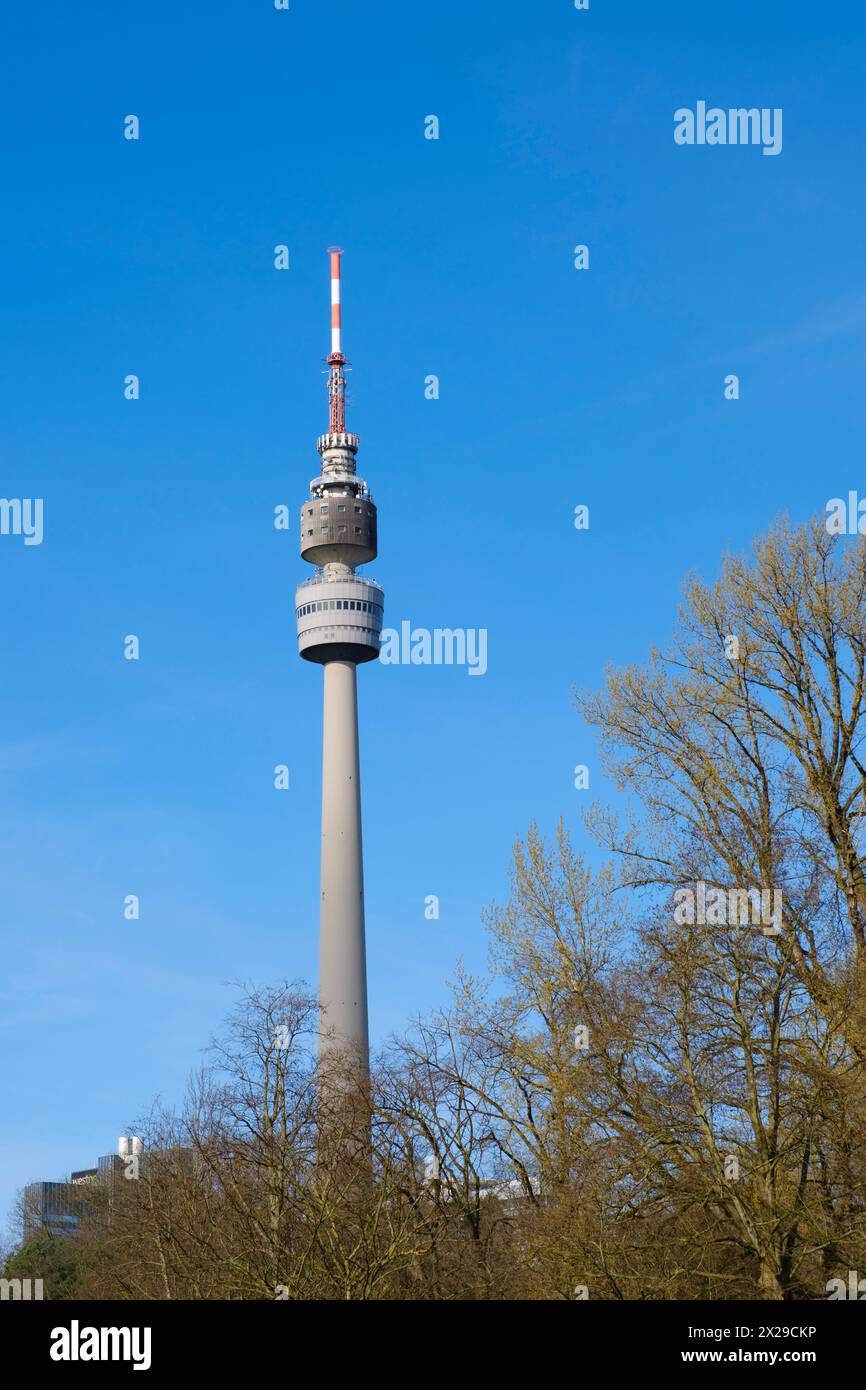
[298, 572, 383, 591]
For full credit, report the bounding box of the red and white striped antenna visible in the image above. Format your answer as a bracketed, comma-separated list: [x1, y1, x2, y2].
[326, 246, 348, 435]
[329, 247, 343, 357]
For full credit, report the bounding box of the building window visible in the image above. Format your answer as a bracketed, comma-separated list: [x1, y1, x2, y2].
[337, 504, 346, 512]
[337, 525, 347, 533]
[354, 505, 361, 513]
[353, 526, 361, 534]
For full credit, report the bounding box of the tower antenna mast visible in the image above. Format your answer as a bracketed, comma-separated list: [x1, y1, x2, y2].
[327, 246, 348, 435]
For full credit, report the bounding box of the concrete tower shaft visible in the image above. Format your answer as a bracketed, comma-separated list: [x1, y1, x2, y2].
[319, 659, 368, 1068]
[296, 249, 382, 1070]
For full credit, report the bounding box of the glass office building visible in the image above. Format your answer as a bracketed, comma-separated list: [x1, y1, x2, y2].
[22, 1180, 87, 1243]
[21, 1160, 114, 1242]
[21, 1147, 145, 1243]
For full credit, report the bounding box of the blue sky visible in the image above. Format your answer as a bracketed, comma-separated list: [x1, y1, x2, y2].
[2, 0, 865, 1233]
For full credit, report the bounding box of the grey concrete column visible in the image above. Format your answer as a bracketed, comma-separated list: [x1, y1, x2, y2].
[319, 658, 369, 1069]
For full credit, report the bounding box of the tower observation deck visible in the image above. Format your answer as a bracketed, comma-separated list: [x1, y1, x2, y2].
[295, 249, 382, 1071]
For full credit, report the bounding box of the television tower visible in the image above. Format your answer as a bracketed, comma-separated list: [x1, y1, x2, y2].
[295, 249, 382, 1073]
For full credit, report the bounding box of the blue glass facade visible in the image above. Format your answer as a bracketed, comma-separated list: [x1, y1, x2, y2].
[22, 1158, 115, 1242]
[23, 1181, 85, 1243]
